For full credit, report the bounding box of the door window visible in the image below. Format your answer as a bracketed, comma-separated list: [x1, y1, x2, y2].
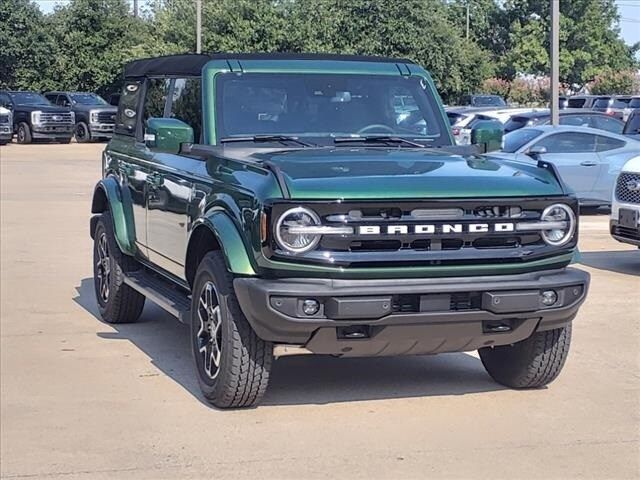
[0, 93, 12, 108]
[143, 78, 171, 123]
[567, 98, 586, 108]
[169, 78, 202, 142]
[595, 135, 626, 152]
[559, 115, 589, 127]
[115, 80, 143, 136]
[57, 95, 71, 107]
[534, 133, 596, 153]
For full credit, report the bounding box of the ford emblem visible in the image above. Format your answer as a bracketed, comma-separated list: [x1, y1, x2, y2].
[626, 180, 640, 192]
[52, 115, 61, 121]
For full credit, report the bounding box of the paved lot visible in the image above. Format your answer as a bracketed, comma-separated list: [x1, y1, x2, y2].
[1, 142, 639, 479]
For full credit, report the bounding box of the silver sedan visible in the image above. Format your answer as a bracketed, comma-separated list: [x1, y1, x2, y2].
[493, 125, 640, 206]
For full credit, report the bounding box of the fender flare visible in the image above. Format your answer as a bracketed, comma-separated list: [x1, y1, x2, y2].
[90, 176, 137, 255]
[189, 212, 257, 277]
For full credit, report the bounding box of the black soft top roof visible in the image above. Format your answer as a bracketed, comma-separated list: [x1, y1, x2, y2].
[123, 53, 415, 78]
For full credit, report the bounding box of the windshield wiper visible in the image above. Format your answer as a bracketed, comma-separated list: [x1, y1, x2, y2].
[219, 135, 315, 147]
[333, 135, 425, 148]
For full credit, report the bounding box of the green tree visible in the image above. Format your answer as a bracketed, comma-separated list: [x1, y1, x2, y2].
[499, 0, 638, 87]
[48, 0, 153, 95]
[0, 0, 58, 90]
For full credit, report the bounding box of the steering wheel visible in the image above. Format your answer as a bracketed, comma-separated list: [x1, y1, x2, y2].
[357, 124, 395, 134]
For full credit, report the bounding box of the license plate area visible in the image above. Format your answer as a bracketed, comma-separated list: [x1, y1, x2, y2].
[619, 208, 638, 229]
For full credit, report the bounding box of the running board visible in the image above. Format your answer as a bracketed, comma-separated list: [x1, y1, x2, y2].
[124, 270, 191, 323]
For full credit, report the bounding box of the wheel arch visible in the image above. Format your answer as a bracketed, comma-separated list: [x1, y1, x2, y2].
[185, 213, 256, 288]
[90, 176, 136, 255]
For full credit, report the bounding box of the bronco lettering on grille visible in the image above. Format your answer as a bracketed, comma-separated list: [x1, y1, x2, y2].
[357, 223, 516, 235]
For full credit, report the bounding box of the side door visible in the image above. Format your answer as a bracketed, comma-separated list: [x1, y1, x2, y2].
[109, 79, 157, 259]
[145, 77, 202, 280]
[591, 134, 630, 202]
[531, 132, 602, 197]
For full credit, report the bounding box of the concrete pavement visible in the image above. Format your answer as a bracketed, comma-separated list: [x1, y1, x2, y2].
[1, 143, 638, 479]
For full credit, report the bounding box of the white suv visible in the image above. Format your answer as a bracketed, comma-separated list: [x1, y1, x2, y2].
[611, 156, 640, 247]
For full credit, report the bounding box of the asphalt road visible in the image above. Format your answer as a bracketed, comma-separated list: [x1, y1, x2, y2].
[1, 143, 639, 479]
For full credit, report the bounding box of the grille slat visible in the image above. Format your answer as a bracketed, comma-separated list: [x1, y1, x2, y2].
[39, 112, 74, 125]
[615, 173, 640, 204]
[97, 111, 116, 123]
[0, 114, 9, 124]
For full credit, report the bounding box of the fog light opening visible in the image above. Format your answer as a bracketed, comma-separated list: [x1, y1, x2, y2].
[540, 290, 558, 307]
[302, 299, 320, 316]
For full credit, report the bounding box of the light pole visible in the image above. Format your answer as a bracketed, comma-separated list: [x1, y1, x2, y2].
[550, 0, 559, 126]
[196, 0, 202, 54]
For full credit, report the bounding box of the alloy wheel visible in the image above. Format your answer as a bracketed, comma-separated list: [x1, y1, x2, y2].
[76, 124, 87, 141]
[196, 281, 223, 379]
[95, 232, 111, 303]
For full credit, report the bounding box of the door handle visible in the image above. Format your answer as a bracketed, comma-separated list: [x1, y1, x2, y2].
[580, 161, 597, 166]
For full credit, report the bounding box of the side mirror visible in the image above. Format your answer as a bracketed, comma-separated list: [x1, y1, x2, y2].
[470, 119, 504, 153]
[526, 145, 547, 158]
[145, 117, 194, 154]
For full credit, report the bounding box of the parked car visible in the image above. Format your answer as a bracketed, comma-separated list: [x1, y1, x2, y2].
[610, 156, 640, 247]
[44, 91, 117, 142]
[0, 91, 74, 144]
[559, 96, 568, 109]
[447, 106, 537, 144]
[495, 125, 640, 207]
[504, 109, 625, 134]
[623, 110, 640, 140]
[459, 94, 507, 107]
[90, 53, 589, 408]
[622, 98, 640, 122]
[591, 96, 629, 121]
[565, 95, 605, 109]
[0, 106, 12, 144]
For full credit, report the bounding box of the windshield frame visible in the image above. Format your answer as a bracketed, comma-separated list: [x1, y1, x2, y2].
[211, 71, 452, 147]
[69, 93, 108, 105]
[8, 92, 51, 106]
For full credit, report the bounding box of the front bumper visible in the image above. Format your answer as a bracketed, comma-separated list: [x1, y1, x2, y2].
[32, 124, 74, 138]
[234, 267, 590, 356]
[89, 123, 114, 138]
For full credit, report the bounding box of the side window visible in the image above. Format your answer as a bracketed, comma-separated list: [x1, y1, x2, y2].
[595, 135, 626, 152]
[559, 115, 589, 127]
[115, 80, 143, 136]
[44, 94, 58, 104]
[590, 116, 624, 134]
[57, 95, 70, 107]
[0, 93, 13, 108]
[169, 78, 202, 142]
[143, 78, 171, 124]
[535, 133, 596, 153]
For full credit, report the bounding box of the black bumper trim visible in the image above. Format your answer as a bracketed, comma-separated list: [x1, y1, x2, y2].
[233, 267, 590, 350]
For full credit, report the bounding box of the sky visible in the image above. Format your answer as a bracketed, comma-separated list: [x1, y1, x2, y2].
[34, 0, 640, 48]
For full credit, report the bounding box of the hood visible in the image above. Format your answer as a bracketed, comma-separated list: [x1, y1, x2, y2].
[15, 104, 71, 114]
[72, 104, 117, 113]
[239, 147, 564, 200]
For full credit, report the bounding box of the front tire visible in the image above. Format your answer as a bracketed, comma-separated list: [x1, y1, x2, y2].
[75, 122, 91, 143]
[479, 325, 572, 389]
[190, 251, 272, 408]
[17, 123, 32, 144]
[93, 212, 145, 323]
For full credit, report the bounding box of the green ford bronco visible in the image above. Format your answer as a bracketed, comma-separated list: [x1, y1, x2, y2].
[91, 53, 589, 408]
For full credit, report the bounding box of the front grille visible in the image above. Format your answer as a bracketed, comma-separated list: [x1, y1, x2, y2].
[39, 112, 74, 125]
[390, 292, 481, 313]
[267, 198, 578, 268]
[616, 173, 640, 204]
[97, 111, 116, 124]
[0, 114, 9, 124]
[612, 226, 640, 241]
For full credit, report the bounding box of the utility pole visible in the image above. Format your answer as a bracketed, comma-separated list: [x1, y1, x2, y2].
[133, 0, 138, 17]
[466, 2, 470, 40]
[196, 0, 202, 54]
[550, 0, 560, 126]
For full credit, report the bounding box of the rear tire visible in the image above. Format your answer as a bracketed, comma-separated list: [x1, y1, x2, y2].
[190, 251, 272, 408]
[479, 325, 572, 388]
[93, 212, 145, 324]
[16, 123, 32, 144]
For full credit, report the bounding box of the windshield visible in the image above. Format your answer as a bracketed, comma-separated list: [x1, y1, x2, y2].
[215, 72, 450, 146]
[472, 95, 506, 107]
[9, 92, 51, 106]
[70, 93, 107, 105]
[502, 128, 544, 153]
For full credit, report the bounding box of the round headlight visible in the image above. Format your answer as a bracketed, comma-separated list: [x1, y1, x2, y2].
[540, 203, 576, 246]
[275, 207, 321, 254]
